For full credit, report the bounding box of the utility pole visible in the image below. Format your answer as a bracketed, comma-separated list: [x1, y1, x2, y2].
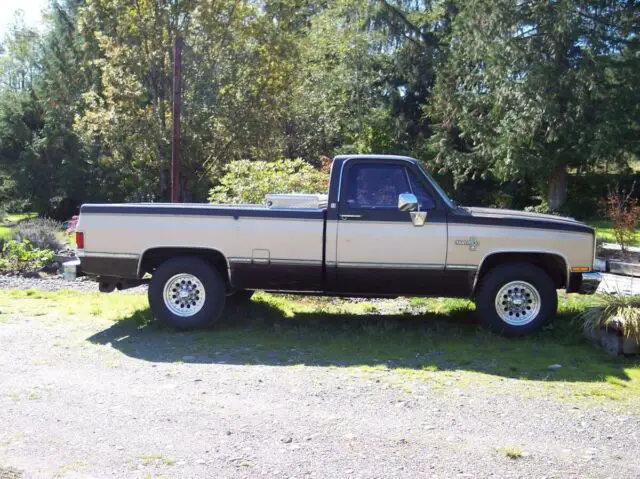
[171, 35, 182, 203]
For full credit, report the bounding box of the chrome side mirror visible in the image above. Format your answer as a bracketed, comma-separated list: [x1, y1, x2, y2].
[398, 193, 426, 226]
[398, 193, 418, 212]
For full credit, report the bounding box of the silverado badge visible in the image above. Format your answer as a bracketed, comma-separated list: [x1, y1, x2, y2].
[455, 237, 480, 251]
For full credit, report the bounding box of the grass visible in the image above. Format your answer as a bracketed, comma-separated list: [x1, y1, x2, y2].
[0, 212, 38, 240]
[588, 219, 640, 247]
[6, 212, 37, 223]
[1, 289, 640, 412]
[139, 454, 174, 466]
[497, 446, 524, 459]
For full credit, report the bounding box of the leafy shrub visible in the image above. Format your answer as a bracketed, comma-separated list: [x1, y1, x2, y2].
[580, 294, 640, 340]
[0, 240, 55, 273]
[12, 218, 64, 252]
[3, 198, 32, 214]
[601, 184, 640, 252]
[209, 158, 329, 205]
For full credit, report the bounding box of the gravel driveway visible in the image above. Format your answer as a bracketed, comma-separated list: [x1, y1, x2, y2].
[1, 278, 640, 478]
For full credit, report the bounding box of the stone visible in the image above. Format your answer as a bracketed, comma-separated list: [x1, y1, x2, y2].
[584, 320, 640, 356]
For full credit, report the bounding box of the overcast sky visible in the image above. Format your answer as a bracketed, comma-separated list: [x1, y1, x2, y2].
[0, 0, 48, 41]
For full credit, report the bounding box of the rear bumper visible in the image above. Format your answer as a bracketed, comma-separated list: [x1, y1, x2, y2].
[567, 271, 601, 294]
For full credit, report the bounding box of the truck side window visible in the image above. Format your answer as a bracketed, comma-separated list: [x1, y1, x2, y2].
[346, 164, 410, 209]
[407, 170, 436, 210]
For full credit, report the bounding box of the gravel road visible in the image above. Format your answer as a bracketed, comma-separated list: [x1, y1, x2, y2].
[0, 274, 146, 293]
[1, 287, 639, 478]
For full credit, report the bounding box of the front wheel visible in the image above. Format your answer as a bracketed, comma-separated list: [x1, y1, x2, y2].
[475, 263, 557, 336]
[148, 256, 226, 329]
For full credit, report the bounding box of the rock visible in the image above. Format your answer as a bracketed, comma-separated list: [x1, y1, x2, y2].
[281, 436, 293, 444]
[548, 364, 563, 370]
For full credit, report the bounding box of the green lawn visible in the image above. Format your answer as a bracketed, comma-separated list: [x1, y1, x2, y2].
[1, 289, 639, 412]
[588, 219, 640, 246]
[6, 212, 37, 223]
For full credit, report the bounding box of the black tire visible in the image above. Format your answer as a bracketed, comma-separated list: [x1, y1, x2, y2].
[148, 256, 226, 329]
[475, 262, 557, 337]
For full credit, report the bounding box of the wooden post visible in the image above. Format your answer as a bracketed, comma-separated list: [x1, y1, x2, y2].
[171, 35, 182, 203]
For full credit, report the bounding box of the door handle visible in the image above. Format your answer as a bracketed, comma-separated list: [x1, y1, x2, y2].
[340, 214, 362, 220]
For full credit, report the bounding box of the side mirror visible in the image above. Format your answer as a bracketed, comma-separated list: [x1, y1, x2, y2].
[398, 193, 418, 212]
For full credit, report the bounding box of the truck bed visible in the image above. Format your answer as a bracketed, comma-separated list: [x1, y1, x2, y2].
[77, 202, 328, 291]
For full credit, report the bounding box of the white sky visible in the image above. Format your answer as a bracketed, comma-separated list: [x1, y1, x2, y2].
[0, 0, 48, 41]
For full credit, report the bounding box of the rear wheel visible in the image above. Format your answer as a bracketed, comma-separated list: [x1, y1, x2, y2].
[475, 262, 557, 336]
[148, 256, 226, 329]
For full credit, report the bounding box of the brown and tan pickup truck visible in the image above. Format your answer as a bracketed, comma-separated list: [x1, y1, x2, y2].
[75, 154, 600, 336]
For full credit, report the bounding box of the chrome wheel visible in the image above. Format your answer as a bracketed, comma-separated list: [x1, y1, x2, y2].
[494, 280, 541, 326]
[163, 273, 206, 317]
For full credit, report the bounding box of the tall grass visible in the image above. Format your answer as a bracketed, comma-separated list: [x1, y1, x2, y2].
[580, 294, 640, 339]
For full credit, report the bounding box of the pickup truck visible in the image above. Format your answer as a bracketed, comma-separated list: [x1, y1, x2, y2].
[75, 154, 600, 336]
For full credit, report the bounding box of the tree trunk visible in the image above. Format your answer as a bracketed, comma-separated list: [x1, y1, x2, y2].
[548, 164, 567, 211]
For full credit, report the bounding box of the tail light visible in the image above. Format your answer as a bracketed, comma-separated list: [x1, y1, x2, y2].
[76, 232, 85, 249]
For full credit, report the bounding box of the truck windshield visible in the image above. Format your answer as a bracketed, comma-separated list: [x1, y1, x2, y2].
[416, 163, 456, 209]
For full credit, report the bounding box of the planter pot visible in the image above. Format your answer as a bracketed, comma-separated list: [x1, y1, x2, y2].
[583, 312, 640, 356]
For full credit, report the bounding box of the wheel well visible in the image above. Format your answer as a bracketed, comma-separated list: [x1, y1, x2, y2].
[139, 248, 231, 289]
[474, 252, 568, 292]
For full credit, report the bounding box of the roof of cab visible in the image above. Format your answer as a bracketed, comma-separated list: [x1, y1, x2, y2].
[333, 154, 418, 163]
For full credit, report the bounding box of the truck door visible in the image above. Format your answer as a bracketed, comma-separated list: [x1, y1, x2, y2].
[334, 159, 448, 295]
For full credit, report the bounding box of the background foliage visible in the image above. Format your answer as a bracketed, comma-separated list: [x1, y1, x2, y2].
[208, 158, 328, 205]
[0, 0, 638, 219]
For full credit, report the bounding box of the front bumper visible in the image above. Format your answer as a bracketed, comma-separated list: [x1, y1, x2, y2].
[568, 271, 601, 294]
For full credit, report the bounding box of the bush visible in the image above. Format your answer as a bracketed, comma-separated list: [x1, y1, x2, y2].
[209, 158, 329, 205]
[600, 183, 640, 252]
[566, 172, 640, 220]
[3, 198, 32, 214]
[12, 218, 64, 252]
[580, 294, 640, 340]
[0, 240, 55, 273]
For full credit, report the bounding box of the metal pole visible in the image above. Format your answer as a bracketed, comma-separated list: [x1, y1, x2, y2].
[171, 35, 182, 203]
